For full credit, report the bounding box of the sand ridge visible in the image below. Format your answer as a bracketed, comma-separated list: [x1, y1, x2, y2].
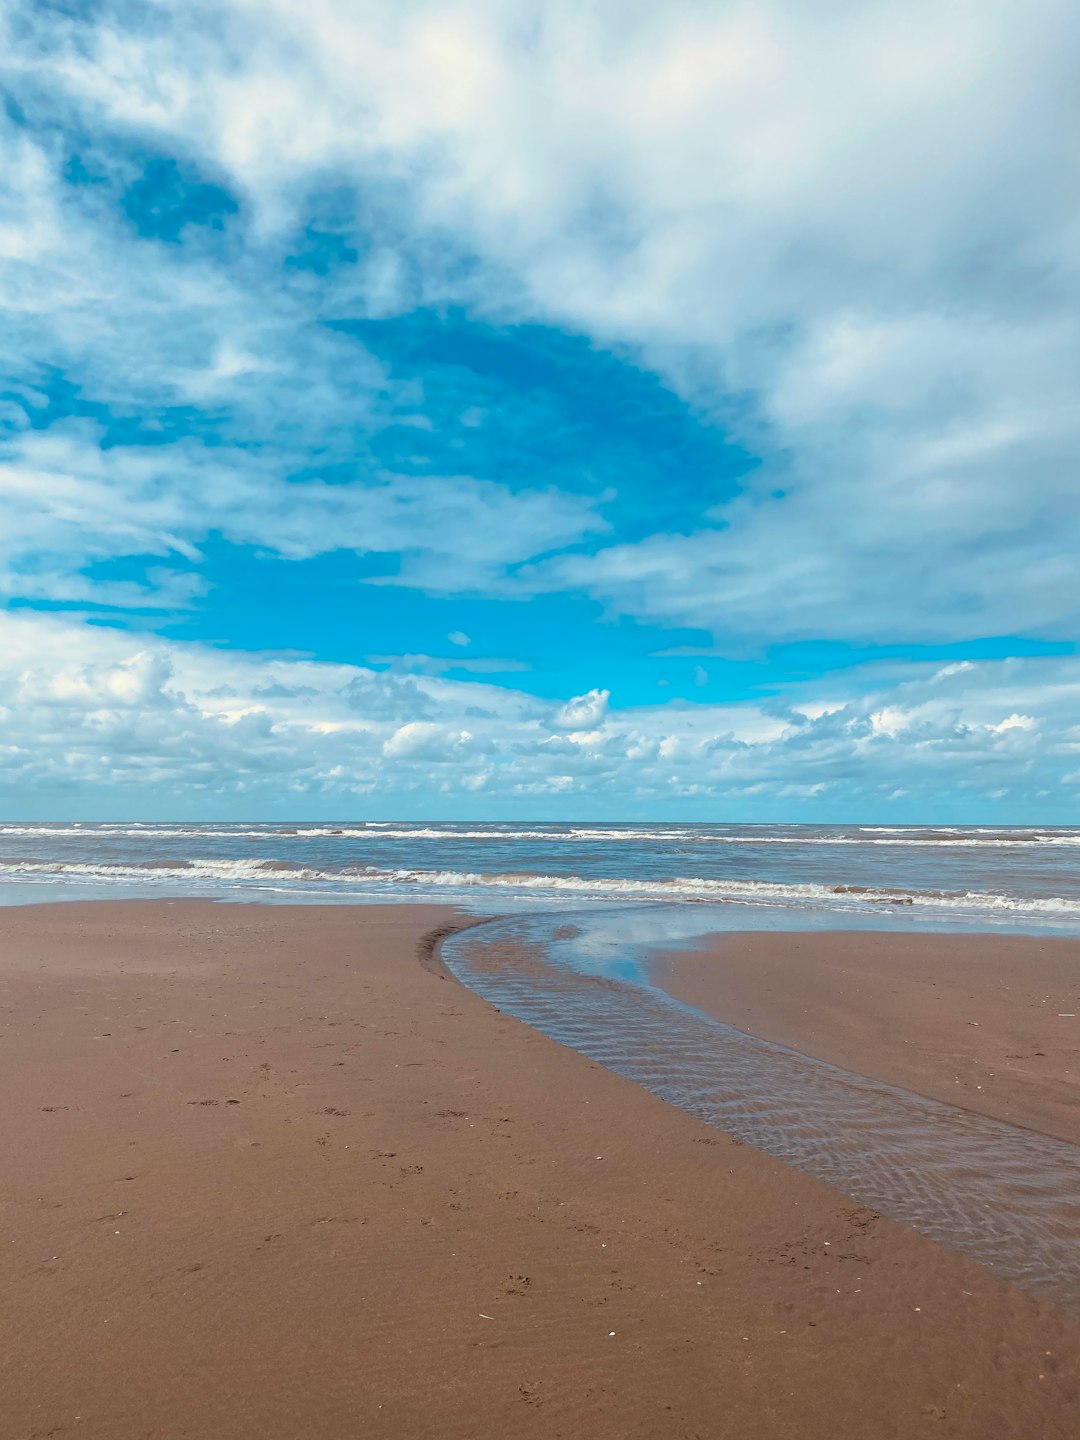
[654, 927, 1080, 1147]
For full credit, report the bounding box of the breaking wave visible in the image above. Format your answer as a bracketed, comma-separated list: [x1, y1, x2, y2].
[0, 822, 1077, 846]
[1, 854, 1077, 919]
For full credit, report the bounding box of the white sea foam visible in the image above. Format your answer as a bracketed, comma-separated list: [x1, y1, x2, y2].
[0, 855, 1076, 918]
[0, 857, 332, 883]
[0, 822, 1077, 846]
[368, 870, 1080, 914]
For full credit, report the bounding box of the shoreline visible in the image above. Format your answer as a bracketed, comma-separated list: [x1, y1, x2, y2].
[1, 899, 1078, 1437]
[652, 928, 1080, 1148]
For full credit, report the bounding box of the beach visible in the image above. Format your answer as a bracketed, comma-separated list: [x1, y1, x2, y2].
[1, 900, 1078, 1438]
[654, 928, 1080, 1147]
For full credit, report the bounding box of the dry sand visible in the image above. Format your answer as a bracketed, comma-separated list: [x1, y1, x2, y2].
[653, 928, 1080, 1147]
[1, 900, 1078, 1439]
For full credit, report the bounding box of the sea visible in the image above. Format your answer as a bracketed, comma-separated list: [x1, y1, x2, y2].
[0, 820, 1078, 932]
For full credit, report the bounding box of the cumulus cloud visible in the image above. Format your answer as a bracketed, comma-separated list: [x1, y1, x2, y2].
[382, 722, 475, 760]
[554, 688, 609, 730]
[2, 611, 1078, 818]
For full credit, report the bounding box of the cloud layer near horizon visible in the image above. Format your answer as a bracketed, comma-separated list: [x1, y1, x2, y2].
[3, 611, 1077, 819]
[1, 1, 1077, 816]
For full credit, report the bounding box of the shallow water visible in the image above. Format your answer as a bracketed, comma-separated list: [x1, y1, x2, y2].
[442, 908, 1080, 1311]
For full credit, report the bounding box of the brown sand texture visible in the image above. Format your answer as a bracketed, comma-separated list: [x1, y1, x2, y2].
[654, 928, 1080, 1147]
[1, 901, 1078, 1439]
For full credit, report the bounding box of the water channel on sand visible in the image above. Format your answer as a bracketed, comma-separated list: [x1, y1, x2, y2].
[442, 907, 1080, 1312]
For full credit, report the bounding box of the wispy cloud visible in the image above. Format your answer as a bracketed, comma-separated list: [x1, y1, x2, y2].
[0, 422, 604, 607]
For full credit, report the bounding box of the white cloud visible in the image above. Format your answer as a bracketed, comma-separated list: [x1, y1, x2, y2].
[382, 722, 475, 759]
[0, 423, 603, 606]
[554, 688, 609, 730]
[988, 713, 1036, 734]
[869, 707, 911, 740]
[0, 0, 1077, 819]
[1, 611, 1077, 817]
[4, 1, 1078, 645]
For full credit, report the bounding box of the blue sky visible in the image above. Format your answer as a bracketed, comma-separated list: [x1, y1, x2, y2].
[0, 0, 1078, 820]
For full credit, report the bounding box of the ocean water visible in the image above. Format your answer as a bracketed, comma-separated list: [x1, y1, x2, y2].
[0, 820, 1079, 931]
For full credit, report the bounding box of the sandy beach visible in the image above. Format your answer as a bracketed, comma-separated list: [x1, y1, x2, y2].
[2, 901, 1078, 1439]
[654, 928, 1080, 1147]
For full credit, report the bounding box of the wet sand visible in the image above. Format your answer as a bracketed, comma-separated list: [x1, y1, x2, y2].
[654, 928, 1080, 1147]
[1, 901, 1078, 1439]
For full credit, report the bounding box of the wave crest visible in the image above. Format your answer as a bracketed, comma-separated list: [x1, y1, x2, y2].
[0, 854, 1075, 918]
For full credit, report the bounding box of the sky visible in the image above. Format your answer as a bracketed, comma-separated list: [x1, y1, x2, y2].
[1, 0, 1078, 821]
